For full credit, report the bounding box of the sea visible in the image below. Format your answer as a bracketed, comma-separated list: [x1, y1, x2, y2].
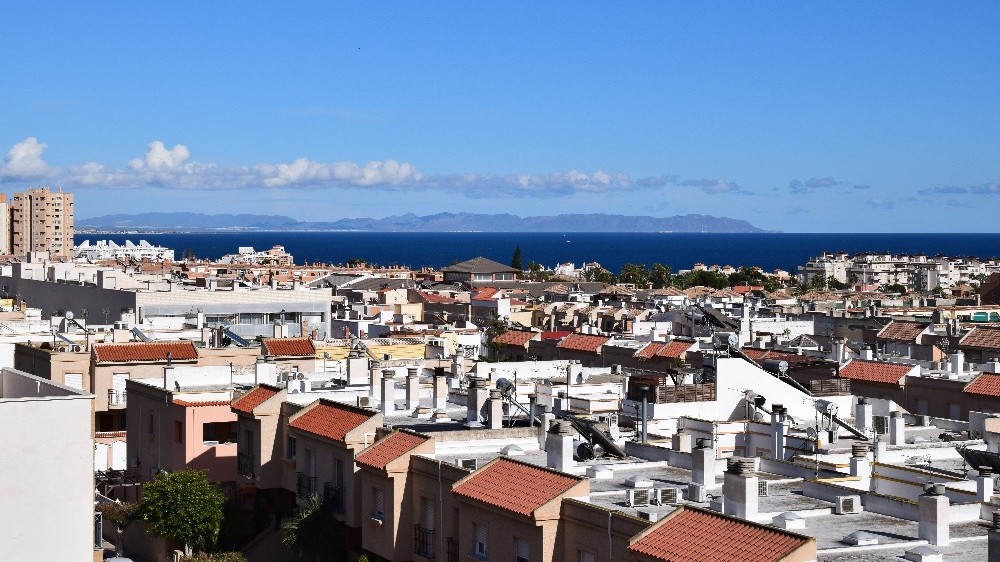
[72, 232, 1000, 274]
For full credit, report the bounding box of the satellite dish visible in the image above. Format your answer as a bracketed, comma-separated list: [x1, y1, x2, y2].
[65, 311, 74, 320]
[778, 360, 789, 375]
[727, 333, 739, 349]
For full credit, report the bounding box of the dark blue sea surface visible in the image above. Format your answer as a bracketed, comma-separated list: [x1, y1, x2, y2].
[73, 232, 1000, 274]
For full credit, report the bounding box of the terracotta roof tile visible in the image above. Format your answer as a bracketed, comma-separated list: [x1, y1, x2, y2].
[451, 457, 583, 517]
[231, 385, 280, 415]
[416, 290, 459, 304]
[556, 333, 610, 353]
[634, 342, 664, 359]
[960, 327, 1000, 350]
[262, 337, 316, 357]
[965, 373, 1000, 397]
[94, 341, 198, 363]
[288, 400, 377, 442]
[355, 430, 429, 470]
[173, 399, 232, 407]
[540, 331, 572, 341]
[740, 347, 818, 365]
[656, 340, 695, 359]
[493, 331, 537, 347]
[877, 321, 929, 342]
[838, 359, 913, 385]
[629, 506, 812, 562]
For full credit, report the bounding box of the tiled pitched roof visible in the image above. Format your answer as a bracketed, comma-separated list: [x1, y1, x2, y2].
[629, 506, 812, 562]
[649, 287, 685, 297]
[288, 400, 377, 442]
[416, 290, 459, 304]
[960, 327, 1000, 350]
[634, 342, 663, 359]
[656, 340, 694, 359]
[173, 399, 232, 407]
[231, 385, 280, 415]
[556, 333, 610, 353]
[838, 359, 913, 385]
[473, 287, 500, 300]
[493, 331, 536, 347]
[877, 321, 928, 342]
[540, 331, 572, 341]
[262, 337, 316, 357]
[740, 347, 818, 365]
[355, 430, 429, 470]
[965, 373, 1000, 397]
[442, 257, 518, 274]
[94, 341, 198, 363]
[451, 457, 583, 517]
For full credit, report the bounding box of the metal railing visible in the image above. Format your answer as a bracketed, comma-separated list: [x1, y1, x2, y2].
[295, 472, 316, 499]
[237, 452, 255, 479]
[446, 537, 459, 562]
[414, 525, 435, 559]
[107, 389, 127, 407]
[323, 482, 345, 514]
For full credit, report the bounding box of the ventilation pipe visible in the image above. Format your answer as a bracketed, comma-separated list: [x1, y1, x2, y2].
[380, 369, 395, 415]
[432, 367, 448, 409]
[406, 367, 420, 411]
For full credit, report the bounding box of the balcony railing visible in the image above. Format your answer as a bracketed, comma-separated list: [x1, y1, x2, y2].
[237, 452, 256, 480]
[414, 524, 435, 559]
[295, 472, 316, 499]
[107, 389, 127, 408]
[446, 537, 459, 562]
[323, 482, 345, 514]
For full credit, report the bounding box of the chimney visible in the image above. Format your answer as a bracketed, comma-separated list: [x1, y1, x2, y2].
[346, 352, 369, 386]
[380, 369, 395, 415]
[432, 367, 448, 409]
[979, 466, 995, 503]
[850, 444, 871, 487]
[950, 351, 964, 376]
[451, 354, 463, 378]
[855, 397, 873, 433]
[688, 438, 715, 503]
[989, 511, 1000, 562]
[861, 346, 874, 360]
[465, 377, 488, 428]
[889, 410, 906, 445]
[771, 404, 788, 460]
[672, 428, 692, 453]
[163, 366, 175, 391]
[538, 406, 555, 450]
[831, 338, 845, 365]
[406, 367, 420, 411]
[546, 420, 575, 472]
[918, 483, 950, 546]
[723, 457, 759, 521]
[370, 368, 382, 398]
[569, 360, 583, 384]
[487, 389, 503, 430]
[255, 359, 277, 385]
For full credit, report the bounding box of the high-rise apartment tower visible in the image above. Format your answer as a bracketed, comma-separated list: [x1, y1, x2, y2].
[9, 187, 75, 259]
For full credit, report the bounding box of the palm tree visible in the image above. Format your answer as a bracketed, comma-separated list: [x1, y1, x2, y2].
[281, 495, 343, 562]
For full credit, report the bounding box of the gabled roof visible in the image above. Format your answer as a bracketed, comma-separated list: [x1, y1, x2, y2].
[231, 384, 281, 415]
[960, 326, 1000, 350]
[838, 359, 913, 385]
[628, 505, 813, 562]
[451, 457, 583, 517]
[415, 290, 460, 304]
[262, 337, 316, 357]
[442, 257, 518, 274]
[965, 373, 1000, 397]
[493, 330, 537, 347]
[634, 340, 694, 360]
[740, 347, 819, 366]
[556, 333, 610, 353]
[288, 399, 377, 442]
[94, 341, 199, 363]
[877, 321, 929, 342]
[355, 430, 430, 470]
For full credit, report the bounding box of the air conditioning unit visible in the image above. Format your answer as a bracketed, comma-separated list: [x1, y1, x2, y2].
[626, 488, 652, 508]
[758, 481, 769, 497]
[835, 495, 862, 514]
[873, 416, 889, 436]
[636, 510, 659, 522]
[653, 487, 680, 505]
[459, 458, 478, 470]
[357, 396, 372, 408]
[72, 345, 82, 352]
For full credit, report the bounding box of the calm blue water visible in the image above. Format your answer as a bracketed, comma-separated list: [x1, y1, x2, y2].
[73, 232, 1000, 273]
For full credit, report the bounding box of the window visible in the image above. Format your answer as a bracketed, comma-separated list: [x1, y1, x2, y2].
[514, 537, 528, 562]
[64, 372, 83, 390]
[287, 436, 297, 459]
[202, 421, 237, 444]
[578, 551, 595, 562]
[473, 523, 487, 559]
[373, 487, 385, 520]
[148, 412, 154, 435]
[174, 420, 183, 443]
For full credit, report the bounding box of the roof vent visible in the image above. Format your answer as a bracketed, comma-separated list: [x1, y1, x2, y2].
[842, 531, 878, 546]
[625, 475, 654, 488]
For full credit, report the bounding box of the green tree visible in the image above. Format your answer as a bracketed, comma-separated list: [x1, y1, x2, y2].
[583, 266, 617, 284]
[618, 263, 651, 288]
[650, 263, 672, 289]
[510, 246, 523, 270]
[281, 494, 342, 562]
[97, 500, 141, 557]
[882, 283, 907, 294]
[141, 470, 226, 556]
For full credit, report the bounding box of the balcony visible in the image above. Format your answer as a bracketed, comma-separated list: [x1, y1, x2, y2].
[323, 482, 345, 514]
[295, 472, 316, 499]
[107, 389, 127, 408]
[414, 525, 435, 559]
[446, 537, 458, 562]
[237, 452, 256, 480]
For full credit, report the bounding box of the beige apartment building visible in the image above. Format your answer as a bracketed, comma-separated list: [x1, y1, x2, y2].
[9, 186, 75, 258]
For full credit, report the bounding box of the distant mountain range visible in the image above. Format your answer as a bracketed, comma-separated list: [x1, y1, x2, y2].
[77, 212, 769, 233]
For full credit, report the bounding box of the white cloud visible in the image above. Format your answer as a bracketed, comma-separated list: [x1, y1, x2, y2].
[128, 141, 191, 171]
[1, 137, 51, 178]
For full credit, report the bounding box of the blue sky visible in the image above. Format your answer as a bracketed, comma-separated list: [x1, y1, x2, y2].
[1, 3, 998, 232]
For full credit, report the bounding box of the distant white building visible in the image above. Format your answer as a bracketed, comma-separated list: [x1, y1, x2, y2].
[75, 239, 175, 262]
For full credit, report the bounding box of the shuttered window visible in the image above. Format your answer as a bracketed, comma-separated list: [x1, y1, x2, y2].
[64, 373, 83, 389]
[474, 523, 487, 558]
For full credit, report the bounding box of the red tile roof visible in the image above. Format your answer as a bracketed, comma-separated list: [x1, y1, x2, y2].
[540, 331, 572, 341]
[231, 385, 280, 415]
[838, 359, 913, 385]
[262, 337, 316, 357]
[451, 457, 583, 517]
[877, 321, 928, 342]
[965, 373, 1000, 397]
[656, 340, 694, 359]
[173, 399, 232, 407]
[556, 333, 610, 353]
[94, 341, 198, 363]
[740, 347, 818, 365]
[493, 330, 537, 347]
[416, 290, 459, 304]
[629, 506, 812, 562]
[960, 327, 1000, 350]
[473, 287, 500, 300]
[288, 400, 376, 442]
[634, 342, 663, 359]
[355, 430, 429, 470]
